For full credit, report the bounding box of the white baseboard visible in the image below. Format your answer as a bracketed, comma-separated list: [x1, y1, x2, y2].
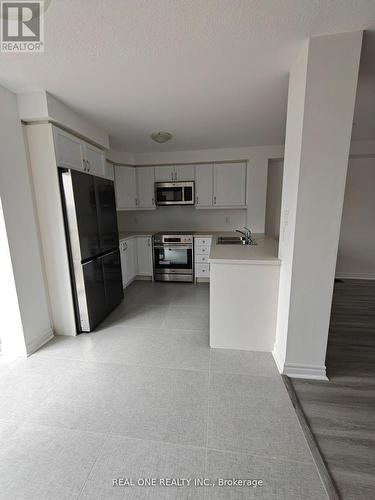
[26, 328, 54, 356]
[336, 272, 375, 280]
[283, 362, 328, 380]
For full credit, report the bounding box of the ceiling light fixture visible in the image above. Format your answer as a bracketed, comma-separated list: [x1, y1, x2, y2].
[151, 131, 173, 143]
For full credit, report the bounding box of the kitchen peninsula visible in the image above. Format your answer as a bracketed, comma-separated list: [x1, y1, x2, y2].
[209, 234, 280, 351]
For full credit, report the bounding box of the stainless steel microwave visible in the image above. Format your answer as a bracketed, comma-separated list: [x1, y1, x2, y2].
[155, 181, 195, 206]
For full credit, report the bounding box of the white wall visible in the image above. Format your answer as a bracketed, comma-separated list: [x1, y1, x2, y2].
[112, 145, 284, 233]
[17, 91, 110, 149]
[274, 32, 362, 380]
[0, 85, 53, 355]
[265, 160, 283, 239]
[118, 206, 247, 232]
[336, 157, 375, 279]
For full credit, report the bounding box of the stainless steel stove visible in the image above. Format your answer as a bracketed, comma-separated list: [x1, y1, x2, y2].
[153, 232, 194, 282]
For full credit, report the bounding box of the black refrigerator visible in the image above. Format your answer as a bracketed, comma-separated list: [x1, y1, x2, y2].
[59, 169, 123, 333]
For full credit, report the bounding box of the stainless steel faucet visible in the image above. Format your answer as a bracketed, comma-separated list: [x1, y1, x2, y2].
[235, 227, 254, 245]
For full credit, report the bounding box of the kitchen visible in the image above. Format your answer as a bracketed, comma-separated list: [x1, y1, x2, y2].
[25, 119, 280, 350]
[1, 2, 371, 497]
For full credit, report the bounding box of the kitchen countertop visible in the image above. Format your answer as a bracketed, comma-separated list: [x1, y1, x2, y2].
[209, 233, 280, 265]
[118, 230, 280, 265]
[118, 231, 156, 240]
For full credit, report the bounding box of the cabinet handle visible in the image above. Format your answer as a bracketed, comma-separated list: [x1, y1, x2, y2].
[152, 198, 154, 205]
[135, 198, 137, 206]
[213, 196, 216, 204]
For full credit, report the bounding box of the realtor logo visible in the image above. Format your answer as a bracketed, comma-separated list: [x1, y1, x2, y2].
[1, 0, 44, 52]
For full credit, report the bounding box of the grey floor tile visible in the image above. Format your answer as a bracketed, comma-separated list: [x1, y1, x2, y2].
[88, 326, 210, 371]
[210, 349, 279, 376]
[0, 355, 19, 371]
[209, 371, 288, 405]
[109, 364, 208, 446]
[28, 361, 132, 434]
[163, 306, 209, 332]
[0, 421, 105, 500]
[80, 436, 205, 499]
[205, 449, 328, 500]
[100, 302, 170, 330]
[124, 281, 178, 305]
[33, 333, 96, 360]
[171, 285, 209, 308]
[0, 356, 83, 421]
[208, 372, 311, 461]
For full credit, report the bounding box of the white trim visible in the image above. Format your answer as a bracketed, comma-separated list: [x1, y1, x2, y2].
[25, 328, 54, 356]
[283, 362, 328, 380]
[336, 272, 375, 281]
[272, 345, 284, 374]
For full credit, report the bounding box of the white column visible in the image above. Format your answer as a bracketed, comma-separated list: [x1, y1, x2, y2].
[0, 85, 53, 356]
[273, 32, 363, 379]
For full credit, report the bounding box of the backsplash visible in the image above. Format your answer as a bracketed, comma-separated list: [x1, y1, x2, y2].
[117, 206, 247, 232]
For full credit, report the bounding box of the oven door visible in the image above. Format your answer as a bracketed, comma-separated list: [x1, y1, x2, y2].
[153, 245, 193, 275]
[156, 185, 184, 205]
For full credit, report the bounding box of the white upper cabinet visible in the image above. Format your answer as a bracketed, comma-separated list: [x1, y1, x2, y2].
[53, 126, 111, 178]
[155, 165, 195, 182]
[213, 162, 247, 207]
[174, 165, 195, 181]
[136, 237, 153, 275]
[155, 166, 175, 182]
[105, 161, 115, 181]
[136, 167, 155, 209]
[115, 166, 137, 210]
[84, 143, 106, 176]
[195, 164, 213, 207]
[53, 128, 85, 171]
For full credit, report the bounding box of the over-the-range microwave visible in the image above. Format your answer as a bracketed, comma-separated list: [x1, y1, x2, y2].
[155, 181, 195, 206]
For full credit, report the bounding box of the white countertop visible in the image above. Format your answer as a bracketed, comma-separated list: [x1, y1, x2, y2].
[118, 230, 280, 265]
[209, 233, 280, 265]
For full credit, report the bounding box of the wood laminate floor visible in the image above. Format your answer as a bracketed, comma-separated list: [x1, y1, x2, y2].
[292, 279, 375, 500]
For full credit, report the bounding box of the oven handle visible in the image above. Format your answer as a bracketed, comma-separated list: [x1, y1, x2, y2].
[153, 245, 192, 250]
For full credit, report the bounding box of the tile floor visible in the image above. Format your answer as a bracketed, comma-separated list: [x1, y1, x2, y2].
[0, 281, 327, 499]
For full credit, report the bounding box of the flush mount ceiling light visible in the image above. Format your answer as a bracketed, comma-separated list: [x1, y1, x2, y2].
[150, 131, 173, 143]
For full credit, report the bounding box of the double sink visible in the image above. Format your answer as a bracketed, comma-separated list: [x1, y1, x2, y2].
[217, 236, 256, 245]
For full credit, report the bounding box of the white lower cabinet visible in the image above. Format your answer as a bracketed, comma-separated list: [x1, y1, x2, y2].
[194, 237, 212, 281]
[136, 237, 153, 275]
[120, 236, 153, 288]
[120, 238, 137, 287]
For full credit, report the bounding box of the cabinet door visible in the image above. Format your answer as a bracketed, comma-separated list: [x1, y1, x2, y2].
[53, 127, 84, 171]
[128, 238, 137, 280]
[104, 161, 115, 181]
[195, 164, 213, 207]
[136, 237, 153, 276]
[114, 166, 137, 209]
[213, 162, 247, 207]
[84, 144, 106, 176]
[174, 165, 195, 181]
[136, 167, 155, 209]
[155, 166, 174, 182]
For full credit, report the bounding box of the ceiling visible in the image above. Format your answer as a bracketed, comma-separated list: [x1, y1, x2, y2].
[0, 0, 374, 152]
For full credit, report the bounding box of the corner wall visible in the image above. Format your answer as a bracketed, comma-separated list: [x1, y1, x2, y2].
[0, 85, 53, 355]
